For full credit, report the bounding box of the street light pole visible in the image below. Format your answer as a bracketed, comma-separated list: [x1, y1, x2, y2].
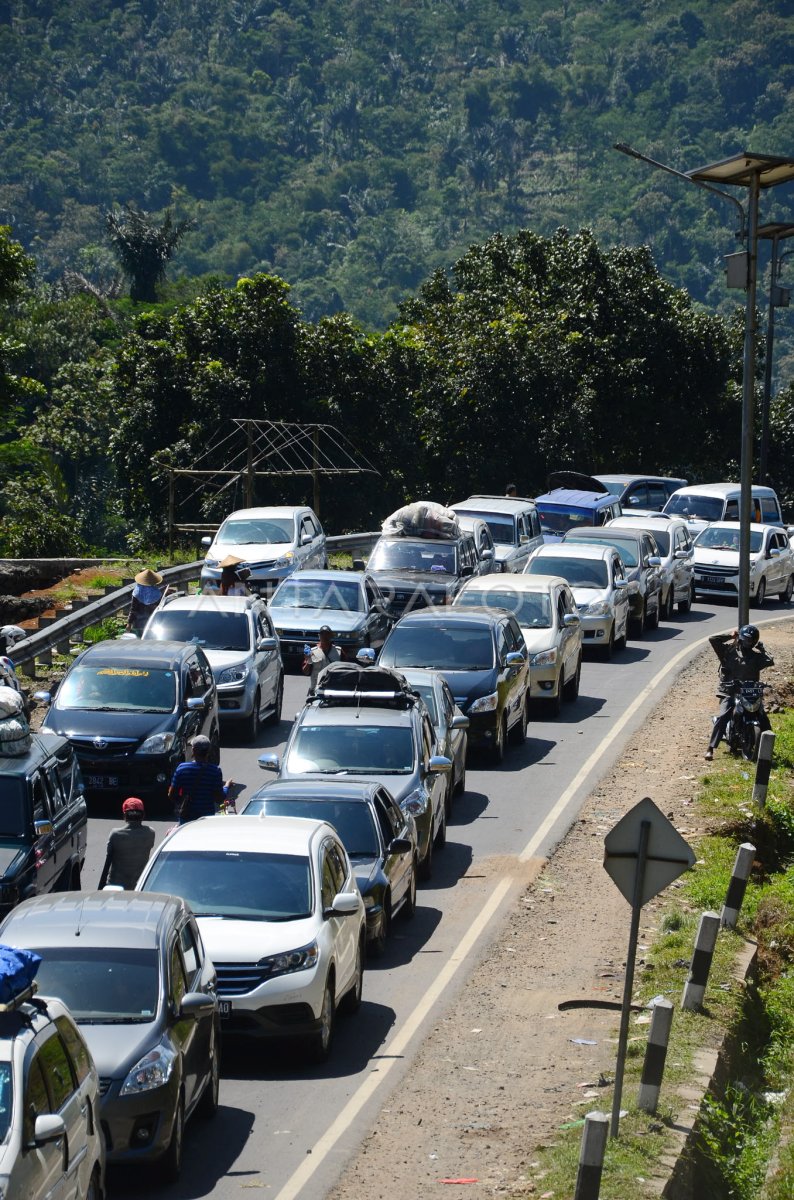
[758, 224, 794, 484]
[737, 171, 760, 626]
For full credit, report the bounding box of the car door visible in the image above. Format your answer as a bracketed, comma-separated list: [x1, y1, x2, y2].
[253, 606, 279, 707]
[439, 678, 465, 781]
[553, 587, 573, 683]
[321, 840, 356, 999]
[611, 554, 630, 636]
[55, 1016, 98, 1199]
[166, 935, 201, 1115]
[500, 619, 526, 728]
[514, 514, 531, 572]
[374, 789, 410, 907]
[43, 762, 75, 889]
[30, 772, 60, 897]
[178, 920, 214, 1112]
[478, 524, 496, 574]
[364, 579, 389, 647]
[419, 713, 444, 836]
[15, 1046, 67, 1200]
[642, 534, 662, 607]
[39, 1029, 89, 1200]
[54, 751, 88, 873]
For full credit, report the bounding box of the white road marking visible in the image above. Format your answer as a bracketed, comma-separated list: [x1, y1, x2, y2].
[271, 612, 791, 1200]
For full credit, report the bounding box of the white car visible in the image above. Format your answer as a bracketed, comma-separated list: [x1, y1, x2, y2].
[137, 815, 366, 1062]
[524, 544, 630, 658]
[693, 522, 794, 605]
[0, 985, 105, 1199]
[199, 505, 326, 596]
[453, 574, 583, 713]
[607, 515, 696, 617]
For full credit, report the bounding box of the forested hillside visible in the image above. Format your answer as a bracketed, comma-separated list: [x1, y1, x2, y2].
[2, 0, 794, 331]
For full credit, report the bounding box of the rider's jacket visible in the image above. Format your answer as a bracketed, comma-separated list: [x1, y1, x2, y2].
[709, 632, 774, 698]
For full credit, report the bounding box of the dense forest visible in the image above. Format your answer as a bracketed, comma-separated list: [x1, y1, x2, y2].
[1, 0, 794, 337]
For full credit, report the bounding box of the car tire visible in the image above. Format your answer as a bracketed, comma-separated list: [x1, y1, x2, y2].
[401, 859, 418, 920]
[455, 753, 467, 796]
[646, 597, 660, 630]
[162, 1090, 185, 1183]
[197, 1037, 220, 1118]
[545, 686, 562, 718]
[490, 713, 508, 763]
[630, 599, 645, 638]
[340, 935, 365, 1014]
[602, 625, 615, 659]
[307, 976, 335, 1063]
[678, 582, 694, 614]
[369, 898, 390, 958]
[510, 696, 529, 742]
[435, 799, 447, 848]
[245, 690, 262, 741]
[781, 575, 794, 603]
[756, 578, 766, 607]
[265, 673, 284, 726]
[418, 832, 433, 881]
[444, 776, 453, 819]
[86, 1167, 101, 1200]
[563, 656, 581, 702]
[70, 863, 81, 891]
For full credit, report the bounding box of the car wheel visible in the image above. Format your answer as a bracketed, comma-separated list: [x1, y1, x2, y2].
[545, 685, 562, 718]
[563, 656, 581, 702]
[418, 831, 433, 881]
[369, 897, 390, 958]
[265, 674, 284, 726]
[756, 578, 766, 607]
[208, 733, 221, 765]
[197, 1037, 220, 1118]
[340, 935, 365, 1014]
[71, 863, 81, 891]
[490, 713, 508, 763]
[435, 799, 447, 848]
[782, 575, 794, 603]
[245, 690, 261, 741]
[455, 754, 467, 796]
[678, 582, 694, 614]
[307, 976, 335, 1063]
[444, 775, 453, 819]
[85, 1167, 101, 1200]
[602, 625, 615, 659]
[162, 1090, 185, 1183]
[401, 859, 418, 920]
[630, 599, 645, 638]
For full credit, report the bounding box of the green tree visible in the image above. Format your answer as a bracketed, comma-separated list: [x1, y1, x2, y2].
[105, 204, 194, 303]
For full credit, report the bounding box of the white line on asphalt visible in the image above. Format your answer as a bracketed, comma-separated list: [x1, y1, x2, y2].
[271, 612, 792, 1200]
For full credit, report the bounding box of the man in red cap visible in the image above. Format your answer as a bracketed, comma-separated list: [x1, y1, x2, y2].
[98, 797, 156, 890]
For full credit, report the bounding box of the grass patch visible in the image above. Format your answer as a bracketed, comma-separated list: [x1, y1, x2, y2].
[81, 616, 127, 644]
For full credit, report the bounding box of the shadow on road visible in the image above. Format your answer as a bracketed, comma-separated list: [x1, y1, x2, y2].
[539, 694, 607, 724]
[449, 788, 489, 826]
[370, 903, 444, 968]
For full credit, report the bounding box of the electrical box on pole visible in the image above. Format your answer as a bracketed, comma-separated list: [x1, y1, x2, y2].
[725, 251, 748, 288]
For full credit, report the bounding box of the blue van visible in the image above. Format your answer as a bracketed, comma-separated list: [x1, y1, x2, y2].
[534, 472, 622, 543]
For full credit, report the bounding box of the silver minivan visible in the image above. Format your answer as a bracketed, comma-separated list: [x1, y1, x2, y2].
[663, 483, 784, 534]
[451, 496, 544, 573]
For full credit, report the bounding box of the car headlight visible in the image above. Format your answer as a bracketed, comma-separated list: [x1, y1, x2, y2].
[531, 648, 557, 667]
[139, 731, 177, 755]
[120, 1044, 176, 1095]
[584, 601, 611, 616]
[219, 665, 249, 685]
[401, 787, 428, 816]
[204, 558, 219, 569]
[258, 940, 318, 978]
[469, 691, 498, 714]
[271, 552, 295, 569]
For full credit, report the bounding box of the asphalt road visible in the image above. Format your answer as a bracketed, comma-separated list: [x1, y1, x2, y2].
[80, 597, 791, 1199]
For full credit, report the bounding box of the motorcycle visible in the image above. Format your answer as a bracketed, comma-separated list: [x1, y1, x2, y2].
[724, 681, 770, 761]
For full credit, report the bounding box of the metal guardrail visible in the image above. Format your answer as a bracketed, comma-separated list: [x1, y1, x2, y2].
[7, 532, 380, 675]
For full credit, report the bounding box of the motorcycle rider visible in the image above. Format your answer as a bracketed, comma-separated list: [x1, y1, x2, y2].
[705, 625, 773, 760]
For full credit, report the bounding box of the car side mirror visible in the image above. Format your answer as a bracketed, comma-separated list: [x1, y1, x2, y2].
[460, 564, 473, 577]
[769, 548, 780, 559]
[674, 549, 689, 559]
[258, 753, 280, 772]
[257, 636, 277, 651]
[388, 837, 413, 854]
[450, 713, 469, 730]
[481, 549, 494, 560]
[32, 1113, 66, 1147]
[615, 578, 629, 589]
[179, 991, 216, 1020]
[329, 892, 360, 916]
[562, 613, 581, 627]
[33, 691, 51, 705]
[648, 555, 661, 566]
[201, 536, 212, 549]
[186, 696, 207, 711]
[300, 533, 313, 546]
[356, 648, 377, 666]
[352, 558, 366, 572]
[34, 819, 53, 838]
[427, 755, 452, 775]
[505, 651, 526, 667]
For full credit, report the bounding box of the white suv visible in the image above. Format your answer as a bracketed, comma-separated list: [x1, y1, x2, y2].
[0, 986, 105, 1199]
[693, 523, 794, 605]
[200, 505, 326, 595]
[137, 815, 366, 1062]
[143, 594, 284, 738]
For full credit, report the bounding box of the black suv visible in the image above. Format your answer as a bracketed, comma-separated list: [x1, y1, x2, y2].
[39, 639, 220, 810]
[0, 732, 87, 914]
[365, 532, 484, 617]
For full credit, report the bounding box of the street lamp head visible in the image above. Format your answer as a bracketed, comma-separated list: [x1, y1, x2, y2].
[687, 152, 794, 189]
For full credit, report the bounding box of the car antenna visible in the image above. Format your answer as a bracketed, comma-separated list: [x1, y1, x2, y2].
[74, 896, 87, 938]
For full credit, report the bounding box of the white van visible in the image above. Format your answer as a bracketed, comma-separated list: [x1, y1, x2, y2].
[663, 483, 783, 533]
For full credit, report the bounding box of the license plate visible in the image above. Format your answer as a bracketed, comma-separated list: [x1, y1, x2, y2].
[697, 573, 719, 582]
[219, 1000, 232, 1019]
[86, 775, 119, 789]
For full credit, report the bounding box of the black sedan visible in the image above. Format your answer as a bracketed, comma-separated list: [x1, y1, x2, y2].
[242, 780, 417, 956]
[267, 570, 393, 666]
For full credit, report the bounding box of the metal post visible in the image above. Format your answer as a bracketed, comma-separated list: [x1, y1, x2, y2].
[738, 171, 760, 627]
[574, 1112, 609, 1200]
[753, 730, 776, 807]
[681, 911, 720, 1011]
[637, 998, 674, 1113]
[611, 818, 650, 1138]
[760, 233, 779, 484]
[721, 843, 756, 930]
[245, 420, 255, 508]
[312, 426, 320, 516]
[168, 470, 175, 564]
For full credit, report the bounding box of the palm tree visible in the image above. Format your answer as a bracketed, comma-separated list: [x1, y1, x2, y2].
[105, 204, 194, 302]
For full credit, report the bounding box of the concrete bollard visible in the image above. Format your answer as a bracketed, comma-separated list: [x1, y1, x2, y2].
[681, 911, 720, 1011]
[721, 843, 756, 930]
[637, 999, 674, 1113]
[574, 1111, 609, 1200]
[752, 731, 775, 807]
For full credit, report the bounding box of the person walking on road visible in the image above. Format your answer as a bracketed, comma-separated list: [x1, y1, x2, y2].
[97, 797, 156, 889]
[168, 734, 232, 823]
[705, 625, 773, 760]
[126, 568, 167, 634]
[303, 625, 341, 691]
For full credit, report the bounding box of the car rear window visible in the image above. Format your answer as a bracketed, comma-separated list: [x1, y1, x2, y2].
[383, 624, 495, 671]
[247, 798, 380, 857]
[457, 512, 515, 545]
[286, 724, 415, 775]
[527, 558, 609, 589]
[537, 504, 597, 536]
[0, 778, 28, 838]
[456, 588, 551, 628]
[30, 946, 159, 1022]
[146, 610, 250, 651]
[143, 850, 313, 920]
[57, 666, 176, 713]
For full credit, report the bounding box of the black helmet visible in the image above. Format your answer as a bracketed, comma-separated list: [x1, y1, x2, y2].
[738, 624, 759, 648]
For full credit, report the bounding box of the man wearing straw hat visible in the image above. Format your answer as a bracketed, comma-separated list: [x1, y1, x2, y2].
[218, 555, 251, 596]
[126, 568, 166, 634]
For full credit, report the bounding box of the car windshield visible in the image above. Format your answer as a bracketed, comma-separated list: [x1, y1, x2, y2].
[143, 850, 313, 920]
[218, 517, 294, 545]
[369, 541, 457, 573]
[538, 504, 597, 536]
[271, 579, 364, 612]
[0, 1062, 10, 1142]
[457, 588, 552, 628]
[384, 624, 495, 671]
[30, 946, 159, 1023]
[0, 779, 28, 838]
[458, 512, 515, 545]
[146, 610, 250, 652]
[696, 527, 762, 552]
[664, 494, 724, 521]
[527, 558, 609, 589]
[286, 724, 415, 774]
[565, 535, 639, 567]
[246, 798, 380, 857]
[57, 666, 176, 713]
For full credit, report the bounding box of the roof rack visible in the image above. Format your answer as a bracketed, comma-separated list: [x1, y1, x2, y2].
[0, 982, 40, 1014]
[464, 494, 537, 504]
[312, 663, 418, 709]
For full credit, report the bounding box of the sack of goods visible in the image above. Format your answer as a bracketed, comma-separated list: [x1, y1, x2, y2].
[0, 945, 41, 1006]
[0, 685, 23, 719]
[0, 686, 31, 757]
[382, 501, 460, 540]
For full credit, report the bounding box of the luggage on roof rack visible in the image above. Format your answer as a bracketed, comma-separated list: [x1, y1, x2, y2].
[382, 501, 460, 540]
[313, 661, 417, 708]
[0, 945, 41, 1010]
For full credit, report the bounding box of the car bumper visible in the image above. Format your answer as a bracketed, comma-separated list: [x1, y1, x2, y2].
[214, 962, 328, 1038]
[578, 615, 614, 643]
[215, 680, 256, 720]
[99, 1073, 180, 1164]
[528, 664, 562, 699]
[201, 564, 296, 597]
[463, 710, 500, 748]
[74, 751, 179, 805]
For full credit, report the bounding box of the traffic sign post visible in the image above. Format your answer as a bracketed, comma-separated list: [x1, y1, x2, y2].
[603, 798, 695, 1138]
